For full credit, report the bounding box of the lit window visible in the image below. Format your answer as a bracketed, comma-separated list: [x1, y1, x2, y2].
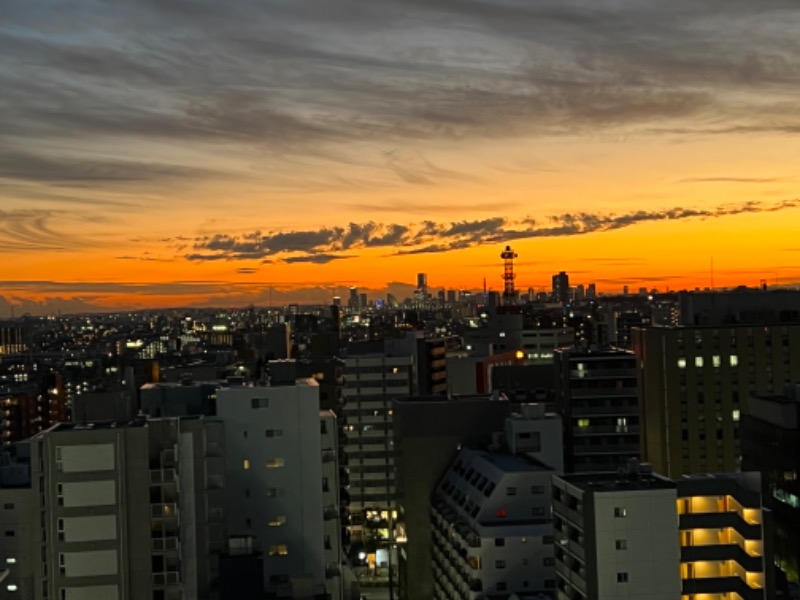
[730, 355, 738, 367]
[499, 332, 506, 338]
[732, 410, 741, 422]
[614, 507, 627, 518]
[268, 516, 286, 527]
[266, 458, 285, 469]
[496, 508, 507, 518]
[6, 584, 17, 591]
[695, 357, 704, 368]
[712, 355, 721, 368]
[243, 459, 250, 470]
[268, 545, 289, 556]
[678, 358, 686, 369]
[577, 419, 590, 428]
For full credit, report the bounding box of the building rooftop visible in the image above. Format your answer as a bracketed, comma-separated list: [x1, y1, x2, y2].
[472, 449, 552, 473]
[557, 469, 676, 493]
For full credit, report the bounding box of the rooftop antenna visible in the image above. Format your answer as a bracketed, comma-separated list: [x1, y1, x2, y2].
[500, 245, 518, 305]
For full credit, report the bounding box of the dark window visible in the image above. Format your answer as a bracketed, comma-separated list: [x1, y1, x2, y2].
[495, 538, 505, 547]
[616, 540, 627, 550]
[507, 487, 517, 496]
[617, 573, 629, 583]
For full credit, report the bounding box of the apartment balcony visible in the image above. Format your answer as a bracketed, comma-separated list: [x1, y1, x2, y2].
[152, 537, 180, 554]
[682, 576, 764, 600]
[572, 425, 640, 436]
[150, 468, 178, 485]
[572, 405, 639, 417]
[681, 544, 763, 572]
[570, 387, 638, 398]
[151, 503, 180, 520]
[680, 512, 762, 539]
[569, 368, 637, 379]
[152, 571, 181, 587]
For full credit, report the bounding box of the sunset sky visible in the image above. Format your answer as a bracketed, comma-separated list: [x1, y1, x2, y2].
[2, 0, 800, 315]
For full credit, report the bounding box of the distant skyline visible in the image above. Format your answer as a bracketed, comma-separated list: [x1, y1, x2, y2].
[3, 0, 800, 315]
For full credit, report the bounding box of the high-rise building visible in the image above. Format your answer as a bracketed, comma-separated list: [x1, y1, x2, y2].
[552, 272, 570, 304]
[431, 448, 557, 599]
[341, 355, 413, 543]
[633, 324, 800, 478]
[394, 401, 560, 600]
[417, 273, 427, 296]
[216, 379, 331, 597]
[741, 384, 800, 589]
[0, 416, 226, 600]
[553, 465, 773, 599]
[554, 348, 639, 473]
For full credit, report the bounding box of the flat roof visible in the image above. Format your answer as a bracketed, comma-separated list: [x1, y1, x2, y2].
[557, 470, 676, 492]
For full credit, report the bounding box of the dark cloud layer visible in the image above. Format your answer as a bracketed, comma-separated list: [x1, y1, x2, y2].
[3, 0, 800, 180]
[185, 198, 799, 261]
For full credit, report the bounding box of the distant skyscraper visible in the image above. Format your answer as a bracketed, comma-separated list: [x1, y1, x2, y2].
[417, 273, 427, 295]
[348, 287, 359, 311]
[552, 271, 569, 304]
[587, 283, 597, 299]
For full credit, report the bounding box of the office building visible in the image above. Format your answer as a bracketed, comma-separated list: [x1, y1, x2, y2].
[0, 416, 225, 600]
[679, 288, 800, 326]
[554, 348, 639, 473]
[633, 324, 800, 478]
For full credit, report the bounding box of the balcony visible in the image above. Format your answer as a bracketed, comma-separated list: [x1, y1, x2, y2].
[681, 544, 763, 572]
[152, 537, 180, 553]
[680, 512, 762, 539]
[150, 468, 178, 484]
[151, 503, 179, 519]
[153, 571, 181, 587]
[682, 576, 763, 600]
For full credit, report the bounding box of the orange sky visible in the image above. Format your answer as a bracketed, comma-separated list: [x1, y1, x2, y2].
[2, 0, 800, 314]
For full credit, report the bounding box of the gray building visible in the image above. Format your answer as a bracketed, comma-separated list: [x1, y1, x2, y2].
[554, 347, 639, 473]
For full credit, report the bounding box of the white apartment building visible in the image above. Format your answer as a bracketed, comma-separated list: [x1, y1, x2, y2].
[431, 448, 557, 599]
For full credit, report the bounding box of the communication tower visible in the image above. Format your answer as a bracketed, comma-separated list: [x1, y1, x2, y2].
[501, 245, 518, 303]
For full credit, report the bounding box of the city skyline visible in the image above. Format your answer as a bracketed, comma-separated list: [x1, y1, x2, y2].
[3, 0, 800, 314]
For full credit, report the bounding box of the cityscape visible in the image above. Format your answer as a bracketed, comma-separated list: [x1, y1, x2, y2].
[3, 0, 800, 599]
